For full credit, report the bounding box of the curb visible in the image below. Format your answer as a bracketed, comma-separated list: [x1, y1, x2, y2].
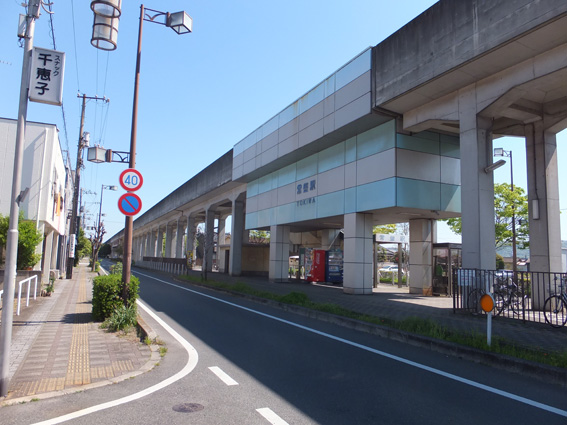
[171, 275, 567, 388]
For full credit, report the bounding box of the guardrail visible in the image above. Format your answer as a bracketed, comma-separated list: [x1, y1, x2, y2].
[453, 268, 567, 325]
[0, 275, 39, 316]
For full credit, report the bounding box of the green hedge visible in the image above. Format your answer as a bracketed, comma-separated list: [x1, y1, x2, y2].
[92, 274, 139, 322]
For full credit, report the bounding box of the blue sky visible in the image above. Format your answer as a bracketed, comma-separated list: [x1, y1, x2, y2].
[1, 1, 566, 243]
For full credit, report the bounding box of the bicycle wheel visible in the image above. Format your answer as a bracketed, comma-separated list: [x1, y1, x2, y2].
[543, 295, 567, 328]
[467, 288, 485, 315]
[493, 292, 506, 316]
[509, 292, 525, 316]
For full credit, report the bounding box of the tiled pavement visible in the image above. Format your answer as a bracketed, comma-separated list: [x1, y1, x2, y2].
[2, 263, 153, 401]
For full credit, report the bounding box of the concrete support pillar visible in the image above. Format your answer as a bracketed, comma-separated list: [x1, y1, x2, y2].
[459, 94, 496, 270]
[186, 216, 196, 268]
[269, 225, 290, 282]
[343, 213, 373, 294]
[157, 226, 164, 258]
[408, 219, 435, 295]
[41, 230, 54, 285]
[218, 216, 226, 272]
[165, 224, 174, 258]
[230, 200, 244, 276]
[203, 209, 215, 272]
[175, 218, 185, 258]
[525, 122, 562, 272]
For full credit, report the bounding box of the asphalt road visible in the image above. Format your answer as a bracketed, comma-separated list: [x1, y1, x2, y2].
[2, 265, 566, 424]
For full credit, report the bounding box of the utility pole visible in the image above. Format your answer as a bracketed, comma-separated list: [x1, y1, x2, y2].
[0, 0, 41, 397]
[66, 94, 108, 279]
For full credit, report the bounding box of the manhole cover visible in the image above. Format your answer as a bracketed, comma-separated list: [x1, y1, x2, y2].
[172, 403, 205, 413]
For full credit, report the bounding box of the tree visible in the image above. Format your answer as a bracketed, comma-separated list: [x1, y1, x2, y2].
[74, 228, 92, 266]
[373, 224, 397, 234]
[444, 183, 529, 248]
[0, 213, 43, 269]
[89, 222, 106, 271]
[249, 230, 270, 244]
[99, 243, 112, 258]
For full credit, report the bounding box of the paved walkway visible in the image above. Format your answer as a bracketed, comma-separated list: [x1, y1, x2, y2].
[1, 263, 152, 402]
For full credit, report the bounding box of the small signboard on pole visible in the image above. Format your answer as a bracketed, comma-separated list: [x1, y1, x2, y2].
[29, 47, 65, 106]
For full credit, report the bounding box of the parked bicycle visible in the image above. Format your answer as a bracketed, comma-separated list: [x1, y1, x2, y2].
[493, 276, 526, 317]
[543, 277, 567, 328]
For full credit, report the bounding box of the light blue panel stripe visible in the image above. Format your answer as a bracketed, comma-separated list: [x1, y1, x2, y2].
[357, 120, 396, 160]
[413, 131, 440, 142]
[397, 178, 441, 210]
[317, 191, 345, 218]
[318, 142, 345, 173]
[441, 184, 461, 212]
[277, 164, 296, 188]
[257, 208, 272, 228]
[396, 134, 440, 155]
[345, 187, 356, 214]
[245, 212, 258, 229]
[247, 179, 259, 197]
[275, 202, 296, 224]
[296, 154, 318, 180]
[345, 136, 356, 163]
[336, 49, 371, 90]
[295, 198, 317, 222]
[356, 179, 396, 211]
[257, 174, 273, 194]
[440, 134, 460, 159]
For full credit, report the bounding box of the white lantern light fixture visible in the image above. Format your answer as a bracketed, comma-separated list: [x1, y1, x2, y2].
[87, 146, 107, 164]
[167, 11, 193, 34]
[90, 0, 121, 51]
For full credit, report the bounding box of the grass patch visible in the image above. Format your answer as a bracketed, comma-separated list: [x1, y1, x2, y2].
[178, 274, 567, 369]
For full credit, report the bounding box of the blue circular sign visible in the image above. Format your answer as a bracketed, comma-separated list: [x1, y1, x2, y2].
[118, 193, 142, 216]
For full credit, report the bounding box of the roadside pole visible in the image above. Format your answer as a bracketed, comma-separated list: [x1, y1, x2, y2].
[0, 0, 40, 397]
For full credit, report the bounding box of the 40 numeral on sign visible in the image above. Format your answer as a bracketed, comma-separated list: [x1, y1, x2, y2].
[119, 168, 143, 192]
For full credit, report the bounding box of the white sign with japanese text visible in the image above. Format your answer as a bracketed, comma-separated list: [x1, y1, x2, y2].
[29, 47, 65, 106]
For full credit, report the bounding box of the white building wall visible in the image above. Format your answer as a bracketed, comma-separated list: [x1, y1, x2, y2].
[0, 118, 67, 276]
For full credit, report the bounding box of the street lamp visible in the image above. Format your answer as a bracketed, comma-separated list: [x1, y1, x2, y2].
[90, 4, 192, 302]
[494, 148, 517, 274]
[92, 184, 117, 270]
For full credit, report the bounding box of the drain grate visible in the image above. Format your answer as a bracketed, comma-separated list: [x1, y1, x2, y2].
[172, 403, 205, 413]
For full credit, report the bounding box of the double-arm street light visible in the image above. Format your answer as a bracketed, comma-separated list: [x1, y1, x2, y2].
[494, 147, 517, 274]
[90, 2, 192, 300]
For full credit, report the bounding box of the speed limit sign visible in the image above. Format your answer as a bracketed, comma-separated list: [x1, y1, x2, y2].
[119, 168, 143, 192]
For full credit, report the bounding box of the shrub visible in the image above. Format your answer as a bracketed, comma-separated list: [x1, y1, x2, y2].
[92, 273, 139, 322]
[102, 304, 137, 332]
[110, 262, 123, 276]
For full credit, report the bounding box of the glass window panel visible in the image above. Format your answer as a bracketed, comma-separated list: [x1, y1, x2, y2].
[336, 49, 371, 90]
[278, 164, 296, 187]
[279, 103, 299, 127]
[357, 120, 395, 160]
[345, 136, 356, 163]
[397, 134, 440, 155]
[296, 154, 318, 180]
[299, 82, 325, 114]
[325, 75, 336, 97]
[317, 191, 344, 218]
[247, 179, 259, 197]
[318, 142, 345, 173]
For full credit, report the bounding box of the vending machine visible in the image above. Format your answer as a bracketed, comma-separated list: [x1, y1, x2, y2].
[307, 249, 326, 282]
[325, 249, 343, 283]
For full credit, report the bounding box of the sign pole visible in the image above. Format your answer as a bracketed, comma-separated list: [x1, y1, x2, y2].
[0, 0, 40, 397]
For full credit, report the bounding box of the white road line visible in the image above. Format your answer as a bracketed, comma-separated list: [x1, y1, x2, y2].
[209, 366, 239, 386]
[31, 300, 199, 425]
[135, 271, 567, 419]
[256, 407, 289, 425]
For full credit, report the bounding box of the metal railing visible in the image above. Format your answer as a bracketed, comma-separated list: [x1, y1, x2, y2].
[453, 268, 567, 324]
[0, 275, 38, 317]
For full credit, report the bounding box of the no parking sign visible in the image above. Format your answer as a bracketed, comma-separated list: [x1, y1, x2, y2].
[118, 192, 142, 216]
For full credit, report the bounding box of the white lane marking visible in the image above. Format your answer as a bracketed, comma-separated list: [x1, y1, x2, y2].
[31, 300, 199, 425]
[135, 271, 567, 418]
[209, 366, 239, 386]
[256, 407, 289, 425]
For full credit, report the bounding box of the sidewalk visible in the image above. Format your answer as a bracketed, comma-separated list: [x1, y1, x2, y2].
[1, 262, 154, 402]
